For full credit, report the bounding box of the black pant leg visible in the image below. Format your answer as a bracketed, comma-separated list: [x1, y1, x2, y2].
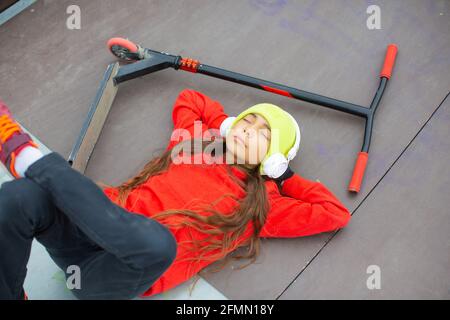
[0, 152, 177, 299]
[24, 152, 177, 272]
[0, 178, 99, 299]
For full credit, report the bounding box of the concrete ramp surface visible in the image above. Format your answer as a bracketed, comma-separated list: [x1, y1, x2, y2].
[0, 0, 449, 299]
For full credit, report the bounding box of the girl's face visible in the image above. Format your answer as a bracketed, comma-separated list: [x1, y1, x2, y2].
[225, 113, 271, 166]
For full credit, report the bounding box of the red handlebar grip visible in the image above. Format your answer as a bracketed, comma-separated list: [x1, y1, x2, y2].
[380, 44, 398, 79]
[348, 152, 369, 193]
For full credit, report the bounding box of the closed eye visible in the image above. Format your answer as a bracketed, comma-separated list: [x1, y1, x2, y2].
[261, 131, 269, 140]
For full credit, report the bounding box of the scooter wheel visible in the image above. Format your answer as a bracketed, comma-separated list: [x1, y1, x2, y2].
[107, 37, 139, 61]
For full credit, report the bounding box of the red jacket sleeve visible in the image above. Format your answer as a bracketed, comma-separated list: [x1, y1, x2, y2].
[166, 88, 228, 151]
[259, 175, 351, 238]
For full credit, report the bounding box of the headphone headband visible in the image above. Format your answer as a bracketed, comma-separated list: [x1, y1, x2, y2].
[285, 112, 301, 161]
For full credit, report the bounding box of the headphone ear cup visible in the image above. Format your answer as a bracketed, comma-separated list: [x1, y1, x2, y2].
[262, 153, 289, 178]
[220, 117, 237, 137]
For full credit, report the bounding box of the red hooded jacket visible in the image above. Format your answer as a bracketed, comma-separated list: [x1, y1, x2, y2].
[103, 88, 351, 297]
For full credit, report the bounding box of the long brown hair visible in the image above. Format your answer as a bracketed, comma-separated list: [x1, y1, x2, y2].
[95, 137, 270, 277]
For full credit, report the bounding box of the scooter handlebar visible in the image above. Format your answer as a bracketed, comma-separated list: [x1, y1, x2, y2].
[380, 44, 398, 79]
[348, 152, 369, 193]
